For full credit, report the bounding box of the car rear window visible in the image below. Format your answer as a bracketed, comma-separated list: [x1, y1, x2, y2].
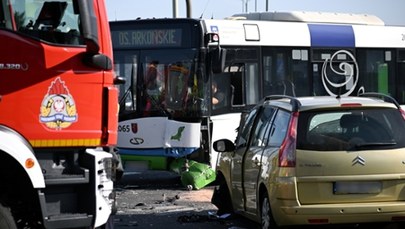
[297, 108, 405, 151]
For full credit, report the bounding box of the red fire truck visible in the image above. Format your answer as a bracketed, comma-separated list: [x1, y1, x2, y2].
[0, 0, 121, 228]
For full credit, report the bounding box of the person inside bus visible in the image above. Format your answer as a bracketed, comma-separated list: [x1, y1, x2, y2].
[145, 61, 159, 92]
[144, 61, 163, 114]
[212, 80, 225, 109]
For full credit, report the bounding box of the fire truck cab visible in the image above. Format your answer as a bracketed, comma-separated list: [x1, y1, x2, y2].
[0, 0, 120, 228]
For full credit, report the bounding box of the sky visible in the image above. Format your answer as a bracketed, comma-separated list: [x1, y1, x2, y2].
[105, 0, 405, 26]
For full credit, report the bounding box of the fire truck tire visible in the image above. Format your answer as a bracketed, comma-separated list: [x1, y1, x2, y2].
[0, 203, 17, 229]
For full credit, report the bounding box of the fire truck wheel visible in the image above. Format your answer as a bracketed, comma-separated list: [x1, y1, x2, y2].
[0, 203, 17, 229]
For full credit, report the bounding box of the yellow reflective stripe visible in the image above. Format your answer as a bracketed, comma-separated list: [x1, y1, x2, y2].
[30, 139, 101, 147]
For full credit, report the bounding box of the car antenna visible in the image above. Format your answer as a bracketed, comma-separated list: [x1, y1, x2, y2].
[199, 0, 210, 18]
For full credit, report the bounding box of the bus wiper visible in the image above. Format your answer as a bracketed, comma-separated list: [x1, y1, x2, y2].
[119, 87, 132, 109]
[147, 93, 171, 117]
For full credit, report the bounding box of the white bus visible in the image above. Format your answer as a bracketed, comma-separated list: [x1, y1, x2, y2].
[110, 11, 405, 171]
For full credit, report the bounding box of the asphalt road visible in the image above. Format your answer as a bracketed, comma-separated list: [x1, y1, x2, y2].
[112, 171, 255, 229]
[112, 171, 403, 229]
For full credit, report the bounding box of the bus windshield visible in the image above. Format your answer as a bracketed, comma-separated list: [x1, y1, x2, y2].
[116, 48, 207, 120]
[2, 0, 84, 45]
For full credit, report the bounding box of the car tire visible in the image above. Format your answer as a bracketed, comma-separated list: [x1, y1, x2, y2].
[260, 195, 278, 229]
[0, 203, 17, 229]
[211, 177, 233, 216]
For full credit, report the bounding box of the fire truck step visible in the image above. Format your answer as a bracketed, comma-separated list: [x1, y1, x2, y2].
[44, 213, 93, 228]
[44, 169, 89, 185]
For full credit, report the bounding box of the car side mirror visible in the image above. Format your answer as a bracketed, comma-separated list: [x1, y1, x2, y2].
[213, 139, 235, 152]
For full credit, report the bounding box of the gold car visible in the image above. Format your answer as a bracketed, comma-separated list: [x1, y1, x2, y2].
[212, 93, 405, 228]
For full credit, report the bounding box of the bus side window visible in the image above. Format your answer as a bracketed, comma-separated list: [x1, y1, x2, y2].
[212, 74, 234, 111]
[231, 71, 244, 106]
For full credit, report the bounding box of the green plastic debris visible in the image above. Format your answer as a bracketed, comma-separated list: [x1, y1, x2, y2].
[170, 158, 216, 190]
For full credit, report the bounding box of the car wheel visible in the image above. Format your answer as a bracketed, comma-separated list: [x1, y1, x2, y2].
[0, 203, 17, 229]
[211, 177, 233, 216]
[261, 196, 278, 229]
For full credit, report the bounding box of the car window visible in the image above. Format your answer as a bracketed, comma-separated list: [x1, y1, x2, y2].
[250, 106, 276, 147]
[268, 109, 291, 147]
[297, 108, 405, 151]
[236, 107, 259, 147]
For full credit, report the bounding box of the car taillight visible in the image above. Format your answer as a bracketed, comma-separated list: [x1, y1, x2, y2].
[279, 112, 298, 167]
[400, 109, 405, 121]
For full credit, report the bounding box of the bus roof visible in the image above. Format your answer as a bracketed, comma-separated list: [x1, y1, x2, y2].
[228, 11, 385, 26]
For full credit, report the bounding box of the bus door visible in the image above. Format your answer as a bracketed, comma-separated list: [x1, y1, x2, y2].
[396, 49, 405, 104]
[356, 49, 397, 100]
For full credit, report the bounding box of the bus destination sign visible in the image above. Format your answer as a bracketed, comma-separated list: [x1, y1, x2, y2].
[112, 29, 182, 48]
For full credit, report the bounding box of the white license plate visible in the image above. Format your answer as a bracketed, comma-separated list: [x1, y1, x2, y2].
[333, 181, 382, 194]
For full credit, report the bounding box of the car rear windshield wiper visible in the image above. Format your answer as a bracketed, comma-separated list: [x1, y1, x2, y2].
[350, 141, 397, 150]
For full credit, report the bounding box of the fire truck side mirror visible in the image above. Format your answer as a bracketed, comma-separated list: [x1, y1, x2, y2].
[77, 0, 100, 54]
[83, 53, 113, 70]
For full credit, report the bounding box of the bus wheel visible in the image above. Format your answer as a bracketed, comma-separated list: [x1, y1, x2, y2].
[0, 203, 17, 229]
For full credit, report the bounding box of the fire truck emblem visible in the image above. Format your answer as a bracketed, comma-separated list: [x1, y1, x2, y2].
[39, 77, 78, 130]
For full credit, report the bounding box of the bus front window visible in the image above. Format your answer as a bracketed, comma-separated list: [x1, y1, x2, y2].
[143, 60, 166, 115]
[165, 63, 190, 110]
[140, 50, 204, 118]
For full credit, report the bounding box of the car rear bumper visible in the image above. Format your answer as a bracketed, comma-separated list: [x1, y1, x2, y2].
[274, 201, 405, 225]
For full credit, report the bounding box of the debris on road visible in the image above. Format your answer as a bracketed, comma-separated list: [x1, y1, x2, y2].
[170, 158, 217, 190]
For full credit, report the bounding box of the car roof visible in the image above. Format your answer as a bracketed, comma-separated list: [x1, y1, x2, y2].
[263, 95, 399, 112]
